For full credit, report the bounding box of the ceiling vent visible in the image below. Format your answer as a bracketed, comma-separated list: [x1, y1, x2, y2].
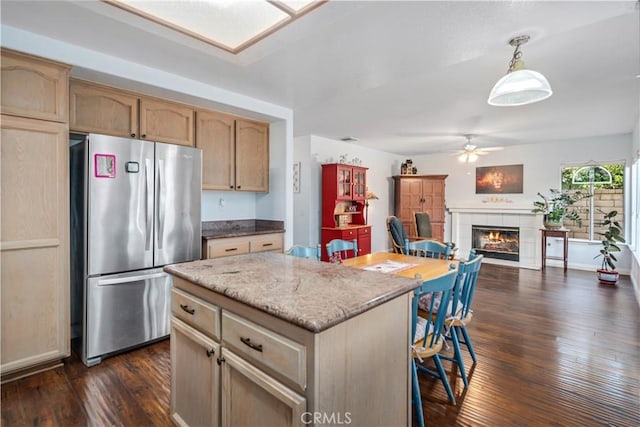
[340, 136, 359, 142]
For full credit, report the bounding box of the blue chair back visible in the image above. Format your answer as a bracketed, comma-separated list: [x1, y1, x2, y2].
[387, 216, 408, 254]
[405, 238, 451, 260]
[412, 268, 458, 348]
[451, 254, 483, 321]
[286, 244, 321, 260]
[325, 239, 358, 260]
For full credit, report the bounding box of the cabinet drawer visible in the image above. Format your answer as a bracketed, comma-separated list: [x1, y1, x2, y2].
[250, 233, 283, 253]
[222, 310, 306, 389]
[357, 227, 370, 237]
[172, 289, 220, 339]
[340, 229, 358, 239]
[207, 238, 250, 258]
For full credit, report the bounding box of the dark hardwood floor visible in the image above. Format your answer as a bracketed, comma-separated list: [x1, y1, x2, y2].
[1, 264, 639, 426]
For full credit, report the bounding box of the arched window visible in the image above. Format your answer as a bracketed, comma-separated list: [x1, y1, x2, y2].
[561, 163, 625, 240]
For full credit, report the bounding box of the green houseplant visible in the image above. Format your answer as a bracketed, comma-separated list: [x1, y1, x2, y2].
[594, 209, 625, 285]
[532, 189, 591, 229]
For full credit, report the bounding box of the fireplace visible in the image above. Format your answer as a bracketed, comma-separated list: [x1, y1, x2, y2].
[471, 225, 520, 261]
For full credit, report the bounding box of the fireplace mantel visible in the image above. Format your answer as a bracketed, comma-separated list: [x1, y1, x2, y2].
[447, 202, 536, 215]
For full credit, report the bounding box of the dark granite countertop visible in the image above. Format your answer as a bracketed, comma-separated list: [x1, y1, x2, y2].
[164, 252, 419, 333]
[202, 219, 285, 240]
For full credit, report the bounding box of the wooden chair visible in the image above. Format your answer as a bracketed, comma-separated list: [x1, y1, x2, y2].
[386, 215, 419, 254]
[414, 211, 433, 238]
[286, 244, 321, 260]
[405, 238, 451, 259]
[325, 239, 358, 261]
[411, 268, 459, 423]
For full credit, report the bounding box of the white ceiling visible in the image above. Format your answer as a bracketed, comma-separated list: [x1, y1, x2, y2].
[2, 0, 639, 155]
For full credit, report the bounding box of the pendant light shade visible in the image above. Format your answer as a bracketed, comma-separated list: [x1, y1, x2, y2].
[488, 35, 552, 107]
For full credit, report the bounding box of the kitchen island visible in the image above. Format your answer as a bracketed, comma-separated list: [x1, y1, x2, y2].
[164, 252, 418, 427]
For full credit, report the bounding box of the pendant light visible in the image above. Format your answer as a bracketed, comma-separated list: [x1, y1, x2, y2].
[488, 35, 552, 106]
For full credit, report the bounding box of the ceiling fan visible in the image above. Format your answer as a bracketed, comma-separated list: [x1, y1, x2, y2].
[454, 135, 503, 163]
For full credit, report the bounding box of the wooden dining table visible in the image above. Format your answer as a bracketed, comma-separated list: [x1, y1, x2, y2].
[342, 251, 457, 280]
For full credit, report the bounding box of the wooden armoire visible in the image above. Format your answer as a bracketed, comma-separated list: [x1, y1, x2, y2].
[392, 175, 447, 241]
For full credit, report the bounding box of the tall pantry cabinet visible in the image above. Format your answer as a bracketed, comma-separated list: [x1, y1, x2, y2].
[0, 49, 71, 379]
[393, 175, 448, 241]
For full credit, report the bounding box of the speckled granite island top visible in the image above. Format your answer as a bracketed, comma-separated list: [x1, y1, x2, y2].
[164, 252, 419, 333]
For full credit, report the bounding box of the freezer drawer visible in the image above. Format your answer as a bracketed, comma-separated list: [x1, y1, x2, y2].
[84, 268, 171, 365]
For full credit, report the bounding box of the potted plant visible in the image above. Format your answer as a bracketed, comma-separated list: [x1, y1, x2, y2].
[532, 189, 591, 229]
[594, 209, 625, 285]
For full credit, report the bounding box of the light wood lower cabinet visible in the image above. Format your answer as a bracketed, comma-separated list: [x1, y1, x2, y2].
[171, 277, 410, 427]
[221, 349, 306, 427]
[171, 317, 220, 427]
[1, 115, 70, 377]
[204, 233, 284, 259]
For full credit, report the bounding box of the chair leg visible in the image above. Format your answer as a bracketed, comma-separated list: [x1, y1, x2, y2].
[449, 327, 468, 388]
[411, 359, 425, 427]
[432, 354, 456, 405]
[459, 326, 477, 363]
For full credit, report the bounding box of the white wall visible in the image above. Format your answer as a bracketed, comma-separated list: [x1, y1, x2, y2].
[293, 135, 405, 252]
[630, 114, 640, 303]
[411, 134, 634, 273]
[2, 26, 295, 249]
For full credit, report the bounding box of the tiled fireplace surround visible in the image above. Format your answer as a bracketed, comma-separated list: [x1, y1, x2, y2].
[448, 203, 544, 269]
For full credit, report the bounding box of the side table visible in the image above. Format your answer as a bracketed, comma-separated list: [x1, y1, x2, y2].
[540, 228, 569, 272]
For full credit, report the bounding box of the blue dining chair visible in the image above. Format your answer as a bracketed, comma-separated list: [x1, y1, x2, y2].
[325, 239, 358, 261]
[411, 267, 458, 424]
[422, 252, 483, 389]
[405, 238, 451, 260]
[286, 244, 321, 260]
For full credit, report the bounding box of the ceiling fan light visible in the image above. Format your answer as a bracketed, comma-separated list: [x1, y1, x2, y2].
[468, 153, 479, 163]
[488, 69, 553, 106]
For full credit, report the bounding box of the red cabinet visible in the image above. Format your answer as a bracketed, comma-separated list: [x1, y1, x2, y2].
[321, 163, 371, 262]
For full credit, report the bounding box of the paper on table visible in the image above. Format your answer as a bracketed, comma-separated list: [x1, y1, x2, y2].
[363, 260, 417, 274]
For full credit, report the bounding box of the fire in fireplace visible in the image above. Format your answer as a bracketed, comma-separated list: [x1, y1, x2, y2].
[471, 225, 520, 261]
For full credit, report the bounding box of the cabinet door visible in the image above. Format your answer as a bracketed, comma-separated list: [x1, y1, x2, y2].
[422, 179, 445, 222]
[1, 50, 69, 122]
[352, 167, 367, 200]
[140, 98, 194, 146]
[1, 116, 69, 375]
[397, 178, 424, 235]
[336, 165, 353, 200]
[69, 80, 138, 138]
[171, 317, 220, 427]
[235, 119, 269, 192]
[357, 226, 371, 256]
[196, 109, 235, 190]
[221, 349, 305, 427]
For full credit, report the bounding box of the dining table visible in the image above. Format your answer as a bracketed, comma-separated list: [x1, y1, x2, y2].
[342, 251, 457, 280]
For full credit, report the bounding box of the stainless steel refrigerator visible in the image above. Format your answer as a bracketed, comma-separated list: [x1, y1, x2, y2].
[70, 133, 201, 366]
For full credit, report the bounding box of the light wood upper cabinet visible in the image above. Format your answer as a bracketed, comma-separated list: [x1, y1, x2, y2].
[69, 80, 195, 147]
[69, 80, 138, 137]
[235, 118, 269, 192]
[1, 115, 70, 376]
[139, 98, 194, 147]
[196, 110, 269, 192]
[196, 109, 235, 190]
[1, 49, 69, 123]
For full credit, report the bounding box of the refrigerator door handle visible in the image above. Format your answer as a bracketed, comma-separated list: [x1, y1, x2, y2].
[97, 272, 167, 286]
[145, 158, 153, 251]
[157, 159, 165, 250]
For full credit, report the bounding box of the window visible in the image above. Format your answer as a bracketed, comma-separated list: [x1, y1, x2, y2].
[561, 163, 625, 240]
